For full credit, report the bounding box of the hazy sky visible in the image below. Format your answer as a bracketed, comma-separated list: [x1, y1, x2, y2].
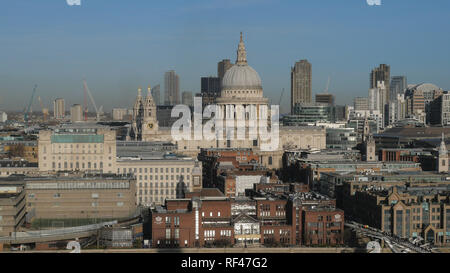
[1, 0, 450, 114]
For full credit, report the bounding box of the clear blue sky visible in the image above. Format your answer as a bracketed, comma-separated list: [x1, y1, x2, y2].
[1, 0, 450, 113]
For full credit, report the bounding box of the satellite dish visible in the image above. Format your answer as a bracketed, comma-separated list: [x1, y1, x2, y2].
[366, 241, 381, 253]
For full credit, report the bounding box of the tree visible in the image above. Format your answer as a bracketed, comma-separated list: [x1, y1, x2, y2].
[7, 144, 25, 158]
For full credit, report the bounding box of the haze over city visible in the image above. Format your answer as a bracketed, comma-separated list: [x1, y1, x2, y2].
[3, 0, 450, 259]
[1, 0, 450, 113]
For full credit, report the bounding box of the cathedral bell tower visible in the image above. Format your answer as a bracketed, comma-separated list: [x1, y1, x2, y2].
[142, 85, 159, 140]
[364, 134, 376, 162]
[131, 87, 144, 141]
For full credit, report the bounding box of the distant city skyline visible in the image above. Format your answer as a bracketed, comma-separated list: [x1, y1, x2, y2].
[1, 0, 450, 114]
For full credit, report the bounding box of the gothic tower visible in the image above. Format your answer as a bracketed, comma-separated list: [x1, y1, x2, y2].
[142, 85, 159, 139]
[364, 134, 376, 162]
[131, 87, 144, 141]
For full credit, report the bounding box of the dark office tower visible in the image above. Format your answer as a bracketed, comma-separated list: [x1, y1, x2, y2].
[164, 70, 180, 105]
[315, 93, 335, 105]
[370, 64, 391, 102]
[151, 84, 161, 106]
[201, 77, 221, 95]
[291, 60, 312, 113]
[390, 76, 407, 100]
[218, 59, 233, 90]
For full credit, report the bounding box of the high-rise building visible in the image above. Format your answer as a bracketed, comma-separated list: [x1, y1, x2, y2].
[0, 111, 7, 123]
[370, 64, 390, 103]
[182, 91, 193, 107]
[390, 76, 407, 100]
[291, 60, 312, 113]
[200, 76, 220, 107]
[368, 81, 387, 111]
[201, 76, 220, 95]
[151, 84, 161, 106]
[53, 98, 65, 119]
[218, 59, 233, 90]
[315, 93, 335, 105]
[354, 97, 369, 111]
[164, 70, 180, 105]
[70, 104, 83, 123]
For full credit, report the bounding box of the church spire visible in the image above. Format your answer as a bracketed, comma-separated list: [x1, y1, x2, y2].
[439, 133, 447, 155]
[147, 85, 151, 96]
[236, 32, 247, 65]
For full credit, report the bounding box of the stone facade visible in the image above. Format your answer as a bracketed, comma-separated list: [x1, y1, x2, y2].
[38, 124, 117, 174]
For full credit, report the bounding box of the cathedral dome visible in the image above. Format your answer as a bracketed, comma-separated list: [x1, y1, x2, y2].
[222, 65, 262, 90]
[220, 33, 264, 99]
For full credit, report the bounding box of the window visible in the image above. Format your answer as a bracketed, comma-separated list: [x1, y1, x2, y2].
[117, 202, 124, 207]
[92, 193, 99, 199]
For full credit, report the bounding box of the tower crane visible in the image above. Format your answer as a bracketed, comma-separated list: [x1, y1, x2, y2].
[279, 88, 285, 105]
[323, 76, 331, 94]
[83, 80, 101, 122]
[24, 85, 38, 126]
[37, 96, 49, 122]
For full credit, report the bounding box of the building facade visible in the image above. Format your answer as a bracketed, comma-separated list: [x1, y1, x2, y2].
[0, 180, 26, 237]
[70, 104, 83, 123]
[149, 192, 344, 248]
[53, 98, 65, 119]
[38, 124, 117, 174]
[370, 64, 390, 103]
[164, 70, 180, 105]
[291, 60, 312, 112]
[116, 155, 202, 207]
[25, 174, 137, 227]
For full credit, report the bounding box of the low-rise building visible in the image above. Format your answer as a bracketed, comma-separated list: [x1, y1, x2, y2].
[342, 185, 450, 245]
[149, 189, 344, 248]
[116, 154, 202, 207]
[38, 123, 117, 174]
[0, 179, 26, 237]
[0, 160, 38, 177]
[25, 174, 137, 228]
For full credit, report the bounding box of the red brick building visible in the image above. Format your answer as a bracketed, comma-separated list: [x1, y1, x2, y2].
[149, 190, 344, 248]
[198, 148, 260, 189]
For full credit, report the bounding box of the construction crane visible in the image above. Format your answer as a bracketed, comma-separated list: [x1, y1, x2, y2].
[279, 88, 285, 105]
[37, 96, 49, 122]
[323, 76, 331, 94]
[24, 85, 38, 126]
[83, 80, 101, 122]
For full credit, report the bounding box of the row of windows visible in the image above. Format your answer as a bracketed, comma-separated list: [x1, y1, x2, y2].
[47, 156, 112, 160]
[51, 162, 111, 169]
[28, 202, 124, 207]
[202, 211, 221, 217]
[139, 189, 176, 195]
[119, 167, 191, 174]
[44, 145, 112, 154]
[137, 175, 190, 181]
[139, 196, 165, 203]
[139, 182, 180, 188]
